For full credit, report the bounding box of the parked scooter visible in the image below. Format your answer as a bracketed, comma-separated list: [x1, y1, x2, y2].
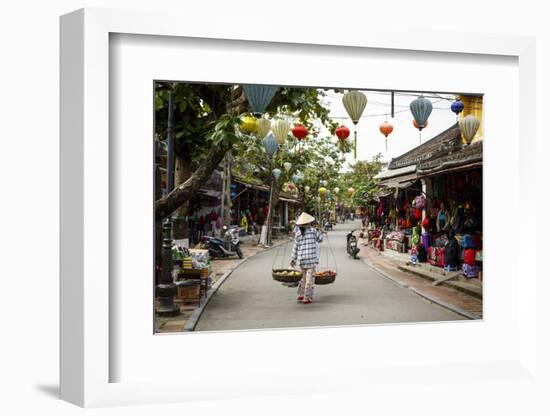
[346, 230, 360, 259]
[201, 226, 243, 259]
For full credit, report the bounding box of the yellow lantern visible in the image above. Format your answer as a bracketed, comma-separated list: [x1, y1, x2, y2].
[319, 187, 327, 197]
[347, 187, 355, 196]
[240, 115, 258, 134]
[342, 91, 367, 159]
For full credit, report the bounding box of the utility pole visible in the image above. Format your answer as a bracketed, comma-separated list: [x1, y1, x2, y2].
[156, 87, 179, 317]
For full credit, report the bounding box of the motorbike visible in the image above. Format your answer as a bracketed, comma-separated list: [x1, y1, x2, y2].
[346, 230, 360, 259]
[201, 226, 243, 259]
[323, 220, 333, 231]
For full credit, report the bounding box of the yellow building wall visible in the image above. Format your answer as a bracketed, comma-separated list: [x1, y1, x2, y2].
[457, 95, 483, 143]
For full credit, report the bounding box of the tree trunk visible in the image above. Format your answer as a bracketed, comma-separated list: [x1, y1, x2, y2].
[266, 181, 281, 246]
[172, 153, 193, 240]
[155, 142, 231, 222]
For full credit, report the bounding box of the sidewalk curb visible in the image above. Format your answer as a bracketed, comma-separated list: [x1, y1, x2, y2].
[362, 257, 481, 320]
[396, 265, 482, 300]
[182, 240, 290, 331]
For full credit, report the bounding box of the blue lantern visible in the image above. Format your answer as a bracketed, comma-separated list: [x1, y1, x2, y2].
[243, 85, 278, 117]
[263, 133, 278, 156]
[451, 99, 464, 116]
[272, 168, 282, 181]
[410, 95, 432, 131]
[292, 174, 300, 183]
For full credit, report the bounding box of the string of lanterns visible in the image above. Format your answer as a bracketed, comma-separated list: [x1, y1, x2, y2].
[242, 84, 481, 165]
[335, 91, 479, 154]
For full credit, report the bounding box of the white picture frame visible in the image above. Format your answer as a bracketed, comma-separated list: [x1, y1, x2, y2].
[60, 8, 538, 408]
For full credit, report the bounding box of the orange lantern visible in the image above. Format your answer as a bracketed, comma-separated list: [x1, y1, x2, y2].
[379, 120, 394, 151]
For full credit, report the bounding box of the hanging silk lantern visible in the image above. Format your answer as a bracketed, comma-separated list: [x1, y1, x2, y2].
[262, 133, 278, 156]
[413, 119, 429, 129]
[342, 91, 367, 159]
[320, 180, 328, 187]
[291, 124, 308, 141]
[239, 115, 258, 134]
[335, 125, 350, 141]
[272, 168, 282, 181]
[410, 95, 432, 130]
[334, 187, 340, 194]
[451, 98, 464, 117]
[256, 118, 271, 138]
[318, 187, 327, 197]
[410, 95, 432, 144]
[242, 84, 278, 116]
[291, 174, 300, 183]
[304, 185, 310, 193]
[459, 114, 480, 145]
[379, 120, 394, 152]
[271, 119, 290, 145]
[347, 187, 355, 196]
[287, 183, 296, 191]
[283, 162, 292, 172]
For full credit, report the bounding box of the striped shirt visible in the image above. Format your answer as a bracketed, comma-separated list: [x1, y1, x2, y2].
[291, 226, 323, 268]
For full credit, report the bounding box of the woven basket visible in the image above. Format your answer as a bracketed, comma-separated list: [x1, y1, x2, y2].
[272, 268, 302, 283]
[315, 271, 337, 285]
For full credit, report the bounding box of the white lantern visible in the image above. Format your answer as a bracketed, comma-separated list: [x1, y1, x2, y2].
[256, 118, 271, 138]
[271, 119, 290, 145]
[283, 162, 292, 172]
[459, 114, 481, 145]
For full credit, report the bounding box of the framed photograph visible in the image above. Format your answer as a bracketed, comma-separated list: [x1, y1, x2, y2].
[60, 8, 537, 408]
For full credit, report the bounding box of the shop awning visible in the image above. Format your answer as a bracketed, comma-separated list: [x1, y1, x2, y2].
[232, 177, 270, 192]
[279, 197, 301, 204]
[377, 173, 419, 189]
[374, 164, 417, 180]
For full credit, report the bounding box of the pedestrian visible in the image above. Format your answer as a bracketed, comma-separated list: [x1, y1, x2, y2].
[290, 212, 324, 304]
[443, 229, 460, 271]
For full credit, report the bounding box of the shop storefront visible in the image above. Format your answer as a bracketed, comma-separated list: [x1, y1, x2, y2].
[369, 123, 483, 279]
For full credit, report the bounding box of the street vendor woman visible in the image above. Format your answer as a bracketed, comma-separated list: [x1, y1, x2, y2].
[290, 212, 324, 304]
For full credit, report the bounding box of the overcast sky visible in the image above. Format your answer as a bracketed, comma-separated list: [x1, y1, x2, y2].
[319, 90, 458, 169]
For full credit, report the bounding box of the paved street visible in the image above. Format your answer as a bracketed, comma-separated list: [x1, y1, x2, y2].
[195, 221, 465, 331]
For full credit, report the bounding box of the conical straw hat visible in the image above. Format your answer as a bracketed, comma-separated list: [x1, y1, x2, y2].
[296, 212, 315, 225]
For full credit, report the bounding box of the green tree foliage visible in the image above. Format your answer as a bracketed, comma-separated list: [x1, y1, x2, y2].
[339, 154, 387, 208]
[154, 82, 346, 220]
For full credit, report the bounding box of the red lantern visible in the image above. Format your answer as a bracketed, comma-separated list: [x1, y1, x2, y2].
[287, 183, 296, 190]
[379, 120, 394, 151]
[335, 125, 350, 141]
[291, 124, 308, 141]
[379, 121, 393, 137]
[413, 119, 428, 129]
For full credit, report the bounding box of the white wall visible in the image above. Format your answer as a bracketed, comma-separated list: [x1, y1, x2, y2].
[0, 1, 548, 415]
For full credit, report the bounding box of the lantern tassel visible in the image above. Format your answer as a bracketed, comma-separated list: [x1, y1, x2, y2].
[354, 127, 357, 159]
[385, 138, 388, 152]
